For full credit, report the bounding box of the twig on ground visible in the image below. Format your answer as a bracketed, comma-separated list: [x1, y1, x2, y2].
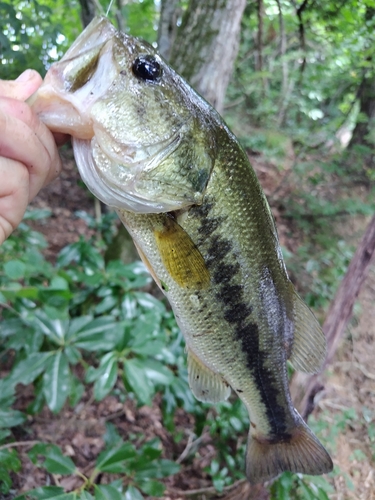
[0, 440, 42, 451]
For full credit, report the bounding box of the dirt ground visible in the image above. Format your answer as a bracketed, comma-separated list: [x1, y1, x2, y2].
[7, 147, 375, 498]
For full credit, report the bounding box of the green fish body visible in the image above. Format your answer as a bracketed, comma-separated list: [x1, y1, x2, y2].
[30, 17, 333, 483]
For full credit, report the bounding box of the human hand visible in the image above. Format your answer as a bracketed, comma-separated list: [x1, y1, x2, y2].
[0, 69, 66, 244]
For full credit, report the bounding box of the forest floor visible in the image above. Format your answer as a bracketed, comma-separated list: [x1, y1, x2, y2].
[10, 146, 375, 499]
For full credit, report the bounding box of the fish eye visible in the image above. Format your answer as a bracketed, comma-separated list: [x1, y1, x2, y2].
[132, 55, 162, 82]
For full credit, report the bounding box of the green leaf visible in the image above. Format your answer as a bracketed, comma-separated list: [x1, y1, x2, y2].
[93, 354, 118, 401]
[27, 443, 76, 475]
[143, 359, 174, 386]
[133, 292, 166, 313]
[137, 480, 165, 497]
[0, 408, 26, 428]
[94, 485, 124, 500]
[103, 422, 122, 447]
[13, 486, 69, 499]
[69, 375, 84, 407]
[4, 260, 26, 279]
[31, 311, 69, 345]
[0, 318, 26, 338]
[130, 339, 165, 356]
[77, 492, 95, 500]
[42, 352, 70, 413]
[124, 358, 154, 406]
[73, 317, 125, 351]
[64, 345, 81, 365]
[0, 468, 12, 494]
[43, 447, 76, 475]
[0, 448, 21, 471]
[8, 352, 51, 386]
[133, 459, 180, 479]
[124, 486, 144, 500]
[95, 443, 136, 473]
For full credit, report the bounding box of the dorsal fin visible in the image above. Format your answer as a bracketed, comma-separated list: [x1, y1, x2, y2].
[289, 291, 327, 374]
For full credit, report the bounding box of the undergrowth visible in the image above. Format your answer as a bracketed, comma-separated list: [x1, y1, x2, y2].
[0, 207, 347, 499]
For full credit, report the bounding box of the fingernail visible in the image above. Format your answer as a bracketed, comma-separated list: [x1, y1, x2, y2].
[16, 69, 34, 82]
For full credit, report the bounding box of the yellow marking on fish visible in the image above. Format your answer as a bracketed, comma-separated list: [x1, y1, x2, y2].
[154, 215, 210, 290]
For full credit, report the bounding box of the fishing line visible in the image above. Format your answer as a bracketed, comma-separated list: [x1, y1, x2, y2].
[106, 0, 115, 16]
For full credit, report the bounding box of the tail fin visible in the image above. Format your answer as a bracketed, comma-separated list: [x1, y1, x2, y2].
[246, 418, 333, 484]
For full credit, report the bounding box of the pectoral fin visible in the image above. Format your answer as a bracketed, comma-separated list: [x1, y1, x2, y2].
[187, 348, 231, 403]
[154, 215, 210, 290]
[289, 291, 327, 374]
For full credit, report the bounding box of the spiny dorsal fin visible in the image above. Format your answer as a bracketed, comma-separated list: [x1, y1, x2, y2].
[187, 348, 231, 403]
[289, 291, 327, 374]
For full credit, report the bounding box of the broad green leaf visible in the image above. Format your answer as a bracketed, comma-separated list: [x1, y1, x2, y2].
[43, 352, 70, 413]
[73, 317, 125, 351]
[0, 468, 12, 494]
[94, 295, 118, 314]
[94, 485, 124, 500]
[143, 360, 174, 386]
[133, 292, 166, 313]
[14, 286, 39, 299]
[133, 459, 180, 479]
[43, 447, 76, 475]
[103, 422, 122, 447]
[0, 448, 21, 471]
[137, 480, 165, 497]
[93, 354, 118, 401]
[66, 315, 94, 338]
[130, 339, 165, 356]
[0, 378, 15, 404]
[4, 260, 26, 279]
[64, 345, 81, 364]
[29, 310, 69, 345]
[8, 352, 51, 386]
[0, 408, 26, 428]
[27, 443, 76, 475]
[69, 375, 84, 407]
[0, 318, 26, 338]
[0, 429, 11, 441]
[13, 486, 68, 499]
[123, 359, 154, 406]
[95, 443, 136, 473]
[124, 486, 144, 500]
[5, 328, 43, 353]
[77, 493, 95, 500]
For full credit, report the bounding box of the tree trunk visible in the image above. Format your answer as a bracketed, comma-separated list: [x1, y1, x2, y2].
[157, 0, 181, 61]
[78, 0, 96, 27]
[290, 214, 375, 419]
[348, 75, 375, 158]
[168, 0, 247, 113]
[348, 5, 375, 164]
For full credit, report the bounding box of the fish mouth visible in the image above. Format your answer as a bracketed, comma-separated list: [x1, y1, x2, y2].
[28, 17, 118, 139]
[73, 123, 189, 213]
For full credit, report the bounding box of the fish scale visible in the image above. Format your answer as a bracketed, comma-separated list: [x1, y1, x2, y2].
[29, 16, 333, 483]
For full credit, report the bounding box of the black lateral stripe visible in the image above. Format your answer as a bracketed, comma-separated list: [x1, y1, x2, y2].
[192, 201, 289, 437]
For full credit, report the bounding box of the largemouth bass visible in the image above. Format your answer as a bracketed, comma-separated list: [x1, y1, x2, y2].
[30, 17, 333, 484]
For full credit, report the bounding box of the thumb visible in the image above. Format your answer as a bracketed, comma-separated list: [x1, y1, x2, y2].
[0, 70, 43, 101]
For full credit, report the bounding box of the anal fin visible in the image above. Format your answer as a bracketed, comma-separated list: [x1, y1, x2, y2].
[289, 291, 327, 374]
[187, 348, 231, 403]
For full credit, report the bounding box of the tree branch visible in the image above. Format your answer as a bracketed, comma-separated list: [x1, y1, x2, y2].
[291, 214, 375, 419]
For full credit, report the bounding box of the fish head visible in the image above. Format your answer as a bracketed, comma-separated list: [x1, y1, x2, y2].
[30, 17, 218, 212]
